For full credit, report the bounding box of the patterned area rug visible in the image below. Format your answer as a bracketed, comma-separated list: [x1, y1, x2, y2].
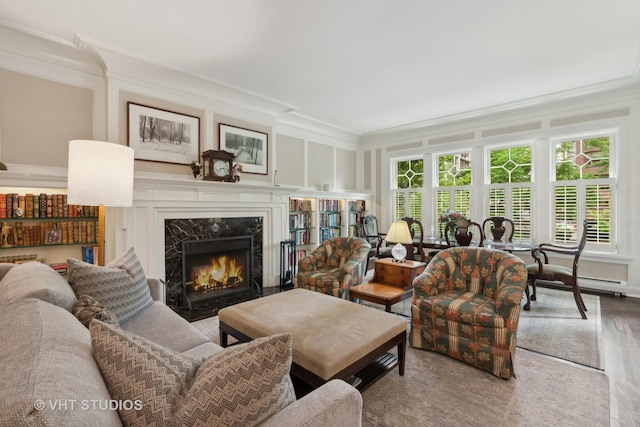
[518, 287, 604, 370]
[191, 314, 610, 427]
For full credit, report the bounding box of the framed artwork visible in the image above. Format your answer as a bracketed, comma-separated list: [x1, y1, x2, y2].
[127, 102, 200, 165]
[219, 123, 268, 175]
[45, 228, 62, 245]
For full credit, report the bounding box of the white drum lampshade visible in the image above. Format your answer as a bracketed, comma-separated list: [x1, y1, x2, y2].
[67, 140, 134, 207]
[385, 220, 413, 262]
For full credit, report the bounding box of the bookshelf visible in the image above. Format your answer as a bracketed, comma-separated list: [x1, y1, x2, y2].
[319, 198, 343, 243]
[347, 199, 367, 237]
[289, 198, 315, 259]
[0, 191, 102, 267]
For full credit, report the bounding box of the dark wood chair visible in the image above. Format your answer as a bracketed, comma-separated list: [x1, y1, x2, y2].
[445, 218, 484, 247]
[524, 219, 589, 319]
[482, 216, 515, 243]
[361, 215, 391, 269]
[401, 217, 426, 261]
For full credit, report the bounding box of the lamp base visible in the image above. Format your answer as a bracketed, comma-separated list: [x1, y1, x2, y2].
[391, 242, 407, 263]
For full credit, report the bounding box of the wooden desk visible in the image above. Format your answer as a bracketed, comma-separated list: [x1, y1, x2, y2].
[350, 258, 426, 312]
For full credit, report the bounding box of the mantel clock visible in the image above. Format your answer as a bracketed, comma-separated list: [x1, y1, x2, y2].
[202, 150, 235, 182]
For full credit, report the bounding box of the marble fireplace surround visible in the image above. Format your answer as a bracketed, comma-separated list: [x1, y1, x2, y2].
[121, 176, 295, 301]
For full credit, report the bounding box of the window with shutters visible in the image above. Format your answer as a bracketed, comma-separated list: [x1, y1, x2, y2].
[435, 152, 472, 222]
[552, 134, 613, 250]
[486, 145, 533, 242]
[391, 158, 423, 222]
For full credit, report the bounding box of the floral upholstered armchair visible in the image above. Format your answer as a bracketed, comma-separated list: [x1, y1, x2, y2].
[410, 247, 527, 379]
[294, 237, 371, 299]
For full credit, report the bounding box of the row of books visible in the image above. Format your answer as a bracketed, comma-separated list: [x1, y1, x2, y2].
[318, 199, 341, 212]
[3, 221, 97, 247]
[320, 227, 341, 242]
[82, 245, 100, 265]
[289, 230, 313, 245]
[319, 213, 342, 227]
[0, 193, 98, 219]
[289, 214, 313, 229]
[348, 200, 366, 212]
[289, 199, 313, 212]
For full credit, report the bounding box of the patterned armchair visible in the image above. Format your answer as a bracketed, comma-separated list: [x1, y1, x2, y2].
[410, 247, 527, 379]
[294, 237, 371, 299]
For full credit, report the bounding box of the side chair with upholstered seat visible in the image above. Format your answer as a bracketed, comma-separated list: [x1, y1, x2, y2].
[294, 236, 371, 299]
[525, 219, 589, 319]
[410, 247, 528, 379]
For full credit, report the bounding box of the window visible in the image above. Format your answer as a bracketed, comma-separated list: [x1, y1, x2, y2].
[435, 152, 471, 222]
[392, 158, 423, 222]
[486, 145, 533, 242]
[552, 135, 613, 249]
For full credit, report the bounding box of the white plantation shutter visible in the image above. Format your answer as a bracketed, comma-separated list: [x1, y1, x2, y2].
[393, 192, 405, 221]
[554, 185, 578, 243]
[511, 187, 532, 242]
[585, 183, 612, 246]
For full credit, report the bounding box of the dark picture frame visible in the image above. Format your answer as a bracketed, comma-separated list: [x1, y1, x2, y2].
[45, 228, 62, 245]
[219, 123, 268, 175]
[127, 102, 200, 165]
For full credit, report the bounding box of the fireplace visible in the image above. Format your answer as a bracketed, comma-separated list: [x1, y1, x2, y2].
[164, 216, 263, 318]
[181, 236, 253, 310]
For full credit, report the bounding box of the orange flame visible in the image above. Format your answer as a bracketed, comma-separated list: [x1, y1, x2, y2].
[191, 255, 243, 291]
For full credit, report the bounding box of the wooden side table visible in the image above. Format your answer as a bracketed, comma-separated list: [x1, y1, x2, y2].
[349, 258, 426, 312]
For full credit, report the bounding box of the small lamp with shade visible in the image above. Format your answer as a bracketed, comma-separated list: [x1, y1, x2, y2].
[385, 220, 413, 262]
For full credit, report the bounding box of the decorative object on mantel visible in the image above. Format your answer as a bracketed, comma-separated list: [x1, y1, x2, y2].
[232, 163, 243, 182]
[219, 123, 268, 175]
[190, 161, 201, 179]
[127, 102, 200, 165]
[201, 150, 236, 182]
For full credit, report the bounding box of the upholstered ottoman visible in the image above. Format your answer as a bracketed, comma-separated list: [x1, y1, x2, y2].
[218, 288, 407, 391]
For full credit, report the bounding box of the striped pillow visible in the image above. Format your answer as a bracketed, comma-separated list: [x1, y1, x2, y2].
[67, 247, 153, 323]
[89, 320, 201, 426]
[173, 333, 296, 427]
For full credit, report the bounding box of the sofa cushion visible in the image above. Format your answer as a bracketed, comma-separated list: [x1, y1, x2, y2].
[0, 261, 76, 311]
[67, 247, 153, 323]
[72, 294, 119, 328]
[119, 301, 222, 355]
[173, 333, 296, 427]
[90, 319, 202, 427]
[0, 298, 120, 426]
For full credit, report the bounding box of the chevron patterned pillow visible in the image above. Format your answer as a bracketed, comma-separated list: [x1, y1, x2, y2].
[173, 333, 296, 427]
[89, 319, 202, 427]
[67, 247, 154, 323]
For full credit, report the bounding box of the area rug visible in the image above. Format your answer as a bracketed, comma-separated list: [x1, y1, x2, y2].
[191, 315, 610, 427]
[362, 347, 609, 427]
[518, 287, 604, 370]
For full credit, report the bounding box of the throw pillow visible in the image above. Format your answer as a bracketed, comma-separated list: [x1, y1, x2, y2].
[89, 319, 202, 427]
[67, 247, 153, 323]
[172, 333, 296, 427]
[72, 294, 119, 327]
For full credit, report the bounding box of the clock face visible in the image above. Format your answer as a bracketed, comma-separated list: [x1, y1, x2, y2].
[213, 159, 230, 176]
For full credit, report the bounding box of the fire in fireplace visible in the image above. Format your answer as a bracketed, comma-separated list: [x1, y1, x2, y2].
[181, 236, 253, 310]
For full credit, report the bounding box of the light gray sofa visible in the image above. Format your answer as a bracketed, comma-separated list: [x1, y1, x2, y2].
[0, 261, 362, 426]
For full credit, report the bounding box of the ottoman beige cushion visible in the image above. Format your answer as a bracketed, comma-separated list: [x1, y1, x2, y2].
[218, 288, 407, 381]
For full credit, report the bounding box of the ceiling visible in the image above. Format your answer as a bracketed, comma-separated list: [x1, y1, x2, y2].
[2, 0, 640, 135]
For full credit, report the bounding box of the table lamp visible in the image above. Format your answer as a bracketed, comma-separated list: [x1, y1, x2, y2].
[385, 220, 413, 262]
[67, 140, 134, 266]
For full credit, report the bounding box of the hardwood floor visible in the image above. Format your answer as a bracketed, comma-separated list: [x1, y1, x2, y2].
[600, 293, 640, 427]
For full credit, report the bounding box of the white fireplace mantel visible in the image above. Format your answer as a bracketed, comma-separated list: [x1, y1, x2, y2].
[123, 173, 299, 290]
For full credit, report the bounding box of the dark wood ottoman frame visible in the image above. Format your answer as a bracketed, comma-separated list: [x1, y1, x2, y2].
[219, 322, 406, 392]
